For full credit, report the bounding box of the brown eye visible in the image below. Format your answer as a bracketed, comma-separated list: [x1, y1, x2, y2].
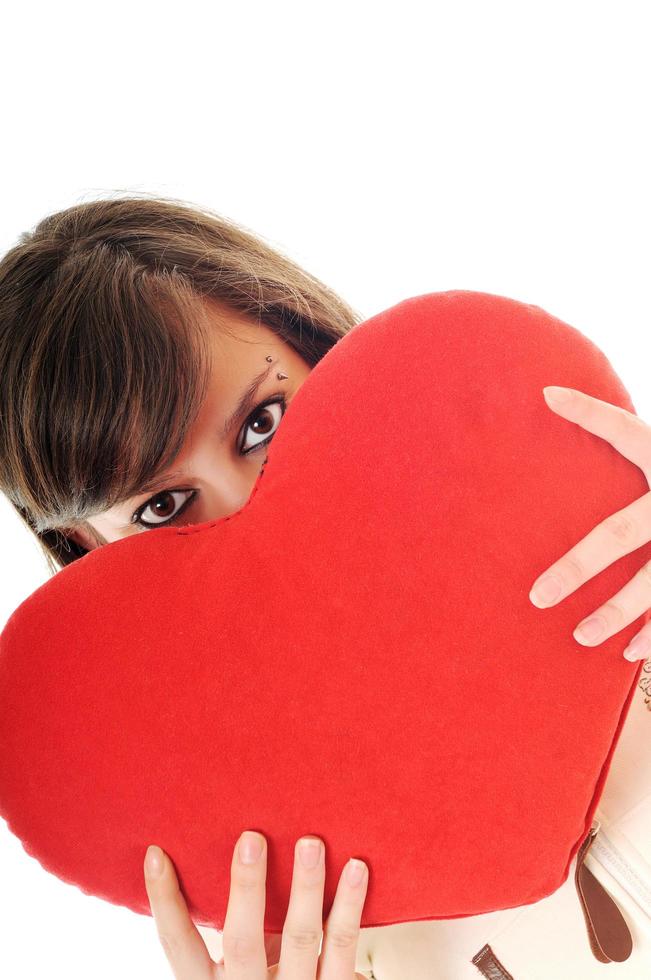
[133, 490, 195, 530]
[240, 399, 285, 453]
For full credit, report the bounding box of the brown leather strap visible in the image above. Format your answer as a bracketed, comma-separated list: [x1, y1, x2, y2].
[472, 943, 515, 979]
[574, 825, 633, 963]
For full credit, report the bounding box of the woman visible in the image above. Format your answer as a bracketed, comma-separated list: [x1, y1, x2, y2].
[0, 194, 373, 978]
[3, 195, 650, 979]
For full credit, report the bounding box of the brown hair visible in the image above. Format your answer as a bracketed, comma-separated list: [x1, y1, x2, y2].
[0, 194, 363, 576]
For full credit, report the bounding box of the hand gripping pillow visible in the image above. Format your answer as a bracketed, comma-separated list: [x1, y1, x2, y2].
[0, 290, 648, 940]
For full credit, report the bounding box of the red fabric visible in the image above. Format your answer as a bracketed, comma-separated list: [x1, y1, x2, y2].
[0, 290, 648, 933]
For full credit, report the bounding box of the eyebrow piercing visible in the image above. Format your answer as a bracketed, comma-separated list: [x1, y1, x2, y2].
[265, 355, 288, 381]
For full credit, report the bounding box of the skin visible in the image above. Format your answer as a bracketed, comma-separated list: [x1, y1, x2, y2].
[144, 833, 370, 979]
[63, 304, 371, 977]
[531, 386, 651, 664]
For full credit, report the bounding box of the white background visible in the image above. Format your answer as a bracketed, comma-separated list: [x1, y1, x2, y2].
[1, 1, 650, 977]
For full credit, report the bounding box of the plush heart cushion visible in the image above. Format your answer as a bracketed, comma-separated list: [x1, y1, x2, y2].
[0, 290, 648, 933]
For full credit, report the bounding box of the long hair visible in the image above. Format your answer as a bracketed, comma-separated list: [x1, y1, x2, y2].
[0, 194, 363, 575]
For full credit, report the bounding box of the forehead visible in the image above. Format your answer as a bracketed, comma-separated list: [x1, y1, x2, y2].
[194, 299, 283, 371]
[199, 302, 287, 379]
[201, 296, 272, 337]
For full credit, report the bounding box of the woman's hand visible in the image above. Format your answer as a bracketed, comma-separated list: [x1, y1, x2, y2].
[144, 831, 371, 978]
[529, 385, 651, 662]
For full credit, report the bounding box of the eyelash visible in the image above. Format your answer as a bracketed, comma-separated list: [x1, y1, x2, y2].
[131, 394, 287, 531]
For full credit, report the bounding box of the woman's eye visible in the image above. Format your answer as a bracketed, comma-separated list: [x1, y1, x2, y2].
[240, 397, 285, 453]
[132, 397, 286, 531]
[133, 489, 196, 530]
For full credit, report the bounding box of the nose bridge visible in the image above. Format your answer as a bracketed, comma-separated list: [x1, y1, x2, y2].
[196, 445, 265, 519]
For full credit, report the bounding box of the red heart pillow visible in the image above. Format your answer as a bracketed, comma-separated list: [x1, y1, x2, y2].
[0, 290, 648, 933]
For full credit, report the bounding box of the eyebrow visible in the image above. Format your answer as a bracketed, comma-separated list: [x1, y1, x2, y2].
[221, 362, 274, 439]
[123, 363, 275, 504]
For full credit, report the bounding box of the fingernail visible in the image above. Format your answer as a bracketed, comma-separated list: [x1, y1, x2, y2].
[239, 831, 264, 864]
[544, 386, 573, 403]
[298, 837, 322, 868]
[530, 574, 563, 606]
[346, 858, 366, 886]
[574, 617, 605, 644]
[623, 636, 650, 661]
[146, 845, 164, 878]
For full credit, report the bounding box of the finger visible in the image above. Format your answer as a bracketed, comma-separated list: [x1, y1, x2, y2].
[571, 559, 651, 648]
[529, 490, 651, 608]
[622, 619, 651, 661]
[543, 387, 651, 474]
[144, 845, 216, 980]
[276, 836, 325, 975]
[317, 855, 369, 980]
[221, 831, 267, 979]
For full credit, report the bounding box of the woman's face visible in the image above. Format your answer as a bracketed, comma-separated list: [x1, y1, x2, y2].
[65, 304, 313, 551]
